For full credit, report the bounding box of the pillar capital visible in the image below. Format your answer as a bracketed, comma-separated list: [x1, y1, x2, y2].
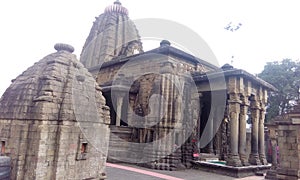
[250, 100, 261, 110]
[260, 102, 266, 111]
[228, 93, 242, 104]
[159, 61, 174, 74]
[240, 94, 250, 106]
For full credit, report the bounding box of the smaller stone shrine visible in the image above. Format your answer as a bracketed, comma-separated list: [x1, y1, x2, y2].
[0, 44, 111, 180]
[266, 103, 300, 180]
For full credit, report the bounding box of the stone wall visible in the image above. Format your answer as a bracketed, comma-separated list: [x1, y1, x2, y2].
[0, 120, 40, 179]
[99, 48, 208, 169]
[0, 120, 109, 179]
[276, 120, 300, 180]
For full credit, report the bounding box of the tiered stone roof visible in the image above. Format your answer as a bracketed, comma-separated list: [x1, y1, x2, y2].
[0, 43, 108, 123]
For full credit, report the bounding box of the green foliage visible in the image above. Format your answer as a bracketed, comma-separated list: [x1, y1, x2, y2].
[258, 59, 300, 122]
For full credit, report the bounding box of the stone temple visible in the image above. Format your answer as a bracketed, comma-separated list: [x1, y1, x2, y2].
[0, 1, 278, 179]
[79, 0, 276, 171]
[0, 44, 110, 179]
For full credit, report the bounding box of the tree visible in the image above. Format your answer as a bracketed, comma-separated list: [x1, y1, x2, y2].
[258, 59, 300, 122]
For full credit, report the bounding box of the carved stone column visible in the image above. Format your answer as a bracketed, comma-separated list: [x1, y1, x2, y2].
[239, 98, 250, 166]
[116, 94, 124, 126]
[159, 62, 173, 127]
[162, 74, 170, 127]
[156, 62, 174, 166]
[249, 97, 261, 165]
[126, 94, 135, 127]
[111, 85, 128, 126]
[258, 108, 267, 165]
[258, 91, 268, 165]
[226, 93, 242, 167]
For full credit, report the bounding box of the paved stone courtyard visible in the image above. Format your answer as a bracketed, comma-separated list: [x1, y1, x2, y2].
[106, 163, 265, 180]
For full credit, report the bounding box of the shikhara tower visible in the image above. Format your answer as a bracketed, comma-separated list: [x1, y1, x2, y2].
[80, 0, 143, 69]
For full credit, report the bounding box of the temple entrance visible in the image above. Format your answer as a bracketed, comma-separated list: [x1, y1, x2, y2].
[199, 91, 212, 153]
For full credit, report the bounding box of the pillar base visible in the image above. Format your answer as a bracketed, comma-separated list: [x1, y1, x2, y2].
[240, 154, 250, 166]
[259, 154, 268, 165]
[226, 154, 242, 167]
[249, 153, 261, 165]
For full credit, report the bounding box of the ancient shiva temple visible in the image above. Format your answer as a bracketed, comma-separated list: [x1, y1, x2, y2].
[0, 0, 276, 179]
[79, 0, 275, 170]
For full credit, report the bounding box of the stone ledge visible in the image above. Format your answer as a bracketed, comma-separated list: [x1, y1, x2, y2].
[192, 160, 271, 178]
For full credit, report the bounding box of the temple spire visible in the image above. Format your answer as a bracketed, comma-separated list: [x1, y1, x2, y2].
[80, 1, 143, 68]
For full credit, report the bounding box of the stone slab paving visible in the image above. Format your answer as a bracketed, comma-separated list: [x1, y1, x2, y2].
[106, 163, 265, 180]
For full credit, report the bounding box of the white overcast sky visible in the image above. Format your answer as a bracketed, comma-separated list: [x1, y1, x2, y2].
[0, 0, 300, 95]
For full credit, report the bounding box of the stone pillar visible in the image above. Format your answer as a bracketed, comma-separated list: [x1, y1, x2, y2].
[157, 63, 173, 166]
[258, 107, 267, 165]
[168, 74, 174, 126]
[226, 93, 242, 167]
[162, 74, 170, 127]
[259, 90, 268, 165]
[126, 95, 135, 127]
[249, 98, 261, 165]
[239, 100, 249, 166]
[159, 62, 174, 128]
[115, 95, 124, 126]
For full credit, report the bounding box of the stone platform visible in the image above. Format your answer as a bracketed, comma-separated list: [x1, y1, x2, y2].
[192, 160, 271, 178]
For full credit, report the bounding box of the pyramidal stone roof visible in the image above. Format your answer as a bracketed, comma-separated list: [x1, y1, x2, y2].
[0, 43, 108, 123]
[80, 0, 143, 69]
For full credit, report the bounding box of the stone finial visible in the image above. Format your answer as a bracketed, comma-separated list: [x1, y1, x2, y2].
[54, 43, 75, 53]
[160, 40, 171, 47]
[221, 63, 234, 71]
[104, 0, 128, 15]
[114, 0, 121, 5]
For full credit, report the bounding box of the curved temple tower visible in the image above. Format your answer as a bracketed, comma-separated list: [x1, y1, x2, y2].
[80, 0, 143, 69]
[0, 44, 110, 179]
